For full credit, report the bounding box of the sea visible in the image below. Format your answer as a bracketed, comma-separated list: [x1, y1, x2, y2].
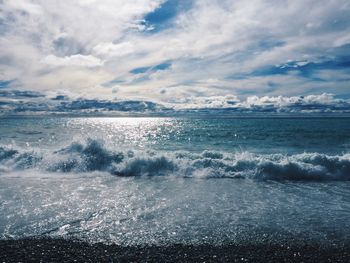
[0, 117, 350, 246]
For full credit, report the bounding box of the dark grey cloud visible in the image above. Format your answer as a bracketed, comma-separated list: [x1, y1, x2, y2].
[1, 91, 350, 116]
[57, 99, 165, 112]
[51, 95, 68, 101]
[0, 80, 13, 88]
[0, 100, 49, 113]
[0, 90, 45, 98]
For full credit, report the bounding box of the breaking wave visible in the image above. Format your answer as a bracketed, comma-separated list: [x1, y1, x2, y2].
[1, 139, 350, 181]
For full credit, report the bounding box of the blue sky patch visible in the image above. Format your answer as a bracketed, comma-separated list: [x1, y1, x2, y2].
[130, 66, 150, 74]
[130, 62, 171, 74]
[250, 58, 350, 78]
[144, 0, 193, 32]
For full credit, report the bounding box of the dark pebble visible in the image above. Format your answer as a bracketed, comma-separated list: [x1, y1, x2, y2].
[0, 238, 349, 262]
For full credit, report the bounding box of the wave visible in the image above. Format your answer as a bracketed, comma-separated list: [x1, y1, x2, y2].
[1, 139, 350, 181]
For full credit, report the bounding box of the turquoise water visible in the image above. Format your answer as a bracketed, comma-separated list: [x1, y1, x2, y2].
[1, 117, 350, 154]
[0, 117, 350, 245]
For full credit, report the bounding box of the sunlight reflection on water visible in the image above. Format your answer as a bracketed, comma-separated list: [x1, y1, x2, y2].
[66, 118, 183, 149]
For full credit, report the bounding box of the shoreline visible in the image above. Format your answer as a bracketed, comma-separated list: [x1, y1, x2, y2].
[1, 238, 350, 262]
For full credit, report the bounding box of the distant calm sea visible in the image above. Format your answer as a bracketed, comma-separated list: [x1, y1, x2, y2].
[1, 117, 350, 245]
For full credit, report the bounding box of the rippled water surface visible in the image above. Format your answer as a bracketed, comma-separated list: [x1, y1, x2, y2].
[1, 117, 350, 245]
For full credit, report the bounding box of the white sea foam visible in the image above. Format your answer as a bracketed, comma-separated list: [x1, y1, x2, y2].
[1, 139, 350, 181]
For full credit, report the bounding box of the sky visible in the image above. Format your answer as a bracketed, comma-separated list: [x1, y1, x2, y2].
[1, 0, 350, 115]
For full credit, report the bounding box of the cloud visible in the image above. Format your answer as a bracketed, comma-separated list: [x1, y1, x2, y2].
[1, 91, 350, 115]
[5, 0, 44, 15]
[57, 100, 164, 112]
[237, 93, 350, 113]
[171, 95, 240, 109]
[0, 0, 350, 104]
[92, 42, 135, 58]
[174, 93, 350, 114]
[0, 80, 14, 89]
[0, 90, 45, 98]
[0, 0, 163, 93]
[42, 54, 104, 68]
[51, 95, 69, 101]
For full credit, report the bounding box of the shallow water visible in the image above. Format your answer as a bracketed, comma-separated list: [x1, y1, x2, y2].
[0, 117, 350, 245]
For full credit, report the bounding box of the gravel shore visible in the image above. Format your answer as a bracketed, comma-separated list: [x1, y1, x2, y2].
[0, 238, 350, 262]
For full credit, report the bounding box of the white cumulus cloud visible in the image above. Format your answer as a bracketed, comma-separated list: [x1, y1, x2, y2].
[42, 54, 104, 68]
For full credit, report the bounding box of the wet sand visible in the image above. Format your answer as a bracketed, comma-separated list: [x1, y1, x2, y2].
[0, 238, 350, 262]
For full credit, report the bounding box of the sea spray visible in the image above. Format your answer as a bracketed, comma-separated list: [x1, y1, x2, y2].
[1, 139, 350, 181]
